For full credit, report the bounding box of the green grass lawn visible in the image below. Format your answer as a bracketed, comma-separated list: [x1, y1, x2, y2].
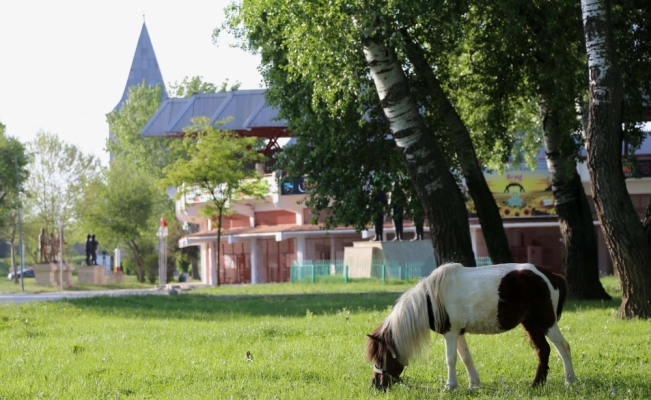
[0, 277, 649, 399]
[0, 273, 156, 293]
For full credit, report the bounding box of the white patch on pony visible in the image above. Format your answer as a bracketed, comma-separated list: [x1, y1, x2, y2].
[437, 263, 519, 334]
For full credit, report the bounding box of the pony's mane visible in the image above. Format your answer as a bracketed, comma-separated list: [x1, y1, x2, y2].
[376, 263, 460, 365]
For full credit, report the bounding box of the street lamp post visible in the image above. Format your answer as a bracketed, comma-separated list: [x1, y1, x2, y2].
[157, 216, 168, 287]
[15, 156, 25, 293]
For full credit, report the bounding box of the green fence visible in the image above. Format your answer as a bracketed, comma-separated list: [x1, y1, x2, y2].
[290, 257, 493, 283]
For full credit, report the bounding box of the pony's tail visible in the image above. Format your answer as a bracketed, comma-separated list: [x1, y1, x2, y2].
[556, 274, 568, 321]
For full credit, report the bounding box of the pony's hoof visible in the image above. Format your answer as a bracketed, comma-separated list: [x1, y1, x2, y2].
[565, 374, 578, 385]
[444, 383, 459, 391]
[468, 383, 481, 390]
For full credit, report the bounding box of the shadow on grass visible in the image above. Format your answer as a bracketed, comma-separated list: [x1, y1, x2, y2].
[65, 291, 402, 321]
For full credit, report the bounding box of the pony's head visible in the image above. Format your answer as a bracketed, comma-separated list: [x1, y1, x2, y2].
[366, 325, 404, 389]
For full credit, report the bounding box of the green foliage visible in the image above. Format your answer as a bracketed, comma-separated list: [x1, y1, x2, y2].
[0, 125, 28, 235]
[77, 161, 160, 282]
[167, 76, 241, 98]
[0, 277, 649, 398]
[612, 0, 651, 154]
[122, 257, 135, 276]
[162, 117, 268, 223]
[223, 2, 427, 230]
[143, 253, 159, 284]
[105, 82, 172, 180]
[176, 253, 191, 273]
[22, 131, 103, 260]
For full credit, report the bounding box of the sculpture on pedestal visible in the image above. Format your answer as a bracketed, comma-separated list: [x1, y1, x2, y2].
[408, 195, 425, 241]
[85, 235, 92, 265]
[49, 232, 57, 262]
[39, 228, 48, 263]
[91, 234, 98, 265]
[390, 179, 407, 241]
[370, 190, 387, 242]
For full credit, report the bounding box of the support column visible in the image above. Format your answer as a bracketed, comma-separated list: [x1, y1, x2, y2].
[200, 243, 208, 284]
[251, 238, 259, 284]
[209, 241, 218, 286]
[297, 236, 306, 264]
[470, 227, 478, 261]
[330, 236, 336, 274]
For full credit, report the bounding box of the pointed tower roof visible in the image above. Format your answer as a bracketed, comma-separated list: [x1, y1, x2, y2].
[115, 22, 166, 110]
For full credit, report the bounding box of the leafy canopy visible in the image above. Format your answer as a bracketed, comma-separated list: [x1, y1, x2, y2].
[162, 117, 268, 221]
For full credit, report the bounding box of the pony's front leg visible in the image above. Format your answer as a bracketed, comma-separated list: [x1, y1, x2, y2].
[457, 334, 480, 388]
[443, 332, 459, 389]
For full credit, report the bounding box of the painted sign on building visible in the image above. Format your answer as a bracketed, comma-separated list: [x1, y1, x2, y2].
[468, 161, 555, 218]
[280, 177, 306, 195]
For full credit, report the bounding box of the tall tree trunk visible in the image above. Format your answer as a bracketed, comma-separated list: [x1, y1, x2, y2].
[581, 0, 651, 318]
[216, 206, 223, 286]
[400, 29, 512, 264]
[361, 31, 475, 266]
[539, 100, 610, 300]
[128, 240, 145, 283]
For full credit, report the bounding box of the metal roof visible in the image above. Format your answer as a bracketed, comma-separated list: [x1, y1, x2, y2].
[140, 89, 287, 137]
[114, 22, 166, 111]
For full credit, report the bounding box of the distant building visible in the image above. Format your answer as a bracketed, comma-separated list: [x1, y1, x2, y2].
[109, 22, 166, 161]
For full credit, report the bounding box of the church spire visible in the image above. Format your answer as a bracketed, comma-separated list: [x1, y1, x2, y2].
[115, 22, 166, 110]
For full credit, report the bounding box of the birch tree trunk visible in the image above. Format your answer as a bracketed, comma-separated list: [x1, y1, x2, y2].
[400, 30, 512, 264]
[539, 100, 610, 300]
[361, 32, 476, 266]
[581, 0, 651, 318]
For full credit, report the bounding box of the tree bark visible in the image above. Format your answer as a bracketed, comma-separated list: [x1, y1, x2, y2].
[216, 205, 223, 286]
[581, 0, 651, 318]
[361, 31, 476, 266]
[128, 240, 145, 283]
[400, 29, 512, 264]
[539, 100, 610, 300]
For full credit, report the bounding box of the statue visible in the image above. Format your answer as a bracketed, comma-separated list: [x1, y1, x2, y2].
[390, 179, 407, 241]
[370, 191, 387, 242]
[408, 192, 425, 241]
[91, 234, 99, 265]
[85, 235, 92, 265]
[39, 228, 48, 263]
[49, 232, 57, 263]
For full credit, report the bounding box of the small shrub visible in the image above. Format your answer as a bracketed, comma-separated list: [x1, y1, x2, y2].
[143, 254, 159, 284]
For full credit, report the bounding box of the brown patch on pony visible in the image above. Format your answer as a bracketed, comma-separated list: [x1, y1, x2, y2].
[497, 267, 560, 386]
[496, 269, 557, 332]
[522, 318, 551, 386]
[533, 265, 568, 320]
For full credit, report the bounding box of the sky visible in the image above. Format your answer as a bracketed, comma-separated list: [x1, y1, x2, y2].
[0, 0, 263, 166]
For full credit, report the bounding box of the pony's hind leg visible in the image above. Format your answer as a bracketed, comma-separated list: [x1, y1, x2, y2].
[457, 334, 480, 388]
[443, 332, 460, 389]
[521, 319, 550, 386]
[546, 323, 577, 384]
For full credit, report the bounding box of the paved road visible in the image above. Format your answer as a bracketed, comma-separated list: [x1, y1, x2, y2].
[0, 288, 168, 304]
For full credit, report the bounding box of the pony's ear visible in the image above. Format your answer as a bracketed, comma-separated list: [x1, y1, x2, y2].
[367, 334, 381, 342]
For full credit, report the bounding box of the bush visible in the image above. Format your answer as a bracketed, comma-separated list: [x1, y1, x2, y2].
[143, 254, 159, 284]
[122, 258, 135, 276]
[176, 253, 191, 273]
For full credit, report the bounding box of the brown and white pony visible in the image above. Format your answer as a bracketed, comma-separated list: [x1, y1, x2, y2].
[366, 263, 577, 389]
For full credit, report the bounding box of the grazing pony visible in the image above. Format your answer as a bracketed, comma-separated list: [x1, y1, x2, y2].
[366, 263, 577, 389]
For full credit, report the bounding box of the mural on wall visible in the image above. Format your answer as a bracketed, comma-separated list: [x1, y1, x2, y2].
[467, 161, 556, 218]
